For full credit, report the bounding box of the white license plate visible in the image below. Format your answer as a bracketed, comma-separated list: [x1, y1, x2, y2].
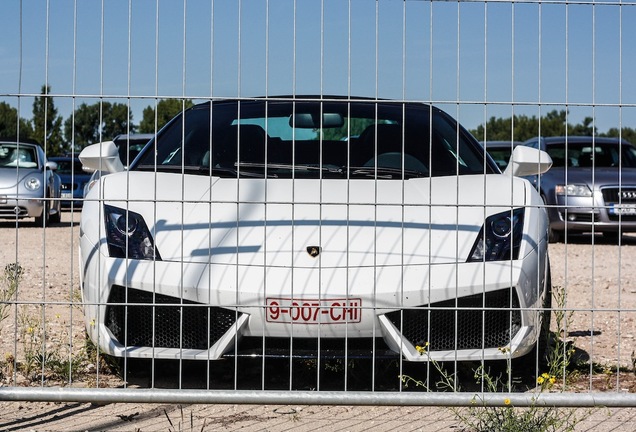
[610, 204, 636, 215]
[266, 297, 362, 324]
[0, 195, 6, 204]
[61, 192, 72, 198]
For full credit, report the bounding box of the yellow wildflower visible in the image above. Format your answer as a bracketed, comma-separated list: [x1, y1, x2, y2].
[542, 372, 550, 379]
[537, 376, 545, 384]
[504, 398, 511, 406]
[549, 376, 557, 384]
[415, 342, 429, 355]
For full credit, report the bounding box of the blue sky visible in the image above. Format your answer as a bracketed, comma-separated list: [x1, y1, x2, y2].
[1, 0, 634, 136]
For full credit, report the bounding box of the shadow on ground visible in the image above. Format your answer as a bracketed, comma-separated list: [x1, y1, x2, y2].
[118, 351, 569, 393]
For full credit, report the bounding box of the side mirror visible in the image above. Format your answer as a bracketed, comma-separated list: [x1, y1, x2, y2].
[45, 161, 58, 171]
[79, 141, 125, 174]
[504, 146, 552, 177]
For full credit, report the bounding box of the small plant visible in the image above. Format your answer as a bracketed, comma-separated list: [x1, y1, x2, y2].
[546, 285, 576, 380]
[18, 306, 42, 378]
[0, 263, 22, 325]
[15, 305, 96, 383]
[163, 405, 206, 432]
[400, 343, 586, 432]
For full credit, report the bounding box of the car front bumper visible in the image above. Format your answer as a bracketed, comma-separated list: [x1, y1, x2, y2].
[548, 190, 636, 234]
[0, 193, 45, 219]
[80, 233, 548, 363]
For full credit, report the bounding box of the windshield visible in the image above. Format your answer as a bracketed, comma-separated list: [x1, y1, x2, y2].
[0, 144, 38, 168]
[546, 141, 636, 168]
[54, 159, 85, 175]
[133, 99, 494, 179]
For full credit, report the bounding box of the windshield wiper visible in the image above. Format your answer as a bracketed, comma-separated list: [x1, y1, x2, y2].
[135, 164, 268, 178]
[236, 162, 344, 175]
[347, 166, 428, 179]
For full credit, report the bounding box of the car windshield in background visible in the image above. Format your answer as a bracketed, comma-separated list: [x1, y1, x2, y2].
[133, 99, 494, 179]
[54, 159, 84, 175]
[546, 142, 636, 168]
[0, 144, 38, 168]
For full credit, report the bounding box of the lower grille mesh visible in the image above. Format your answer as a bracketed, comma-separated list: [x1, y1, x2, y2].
[385, 289, 522, 351]
[105, 285, 240, 350]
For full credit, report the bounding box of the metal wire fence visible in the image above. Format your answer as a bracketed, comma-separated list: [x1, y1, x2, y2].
[0, 0, 635, 409]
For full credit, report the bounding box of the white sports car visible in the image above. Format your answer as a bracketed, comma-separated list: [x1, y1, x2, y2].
[79, 97, 552, 363]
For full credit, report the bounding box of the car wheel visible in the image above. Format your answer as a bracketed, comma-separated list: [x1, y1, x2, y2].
[514, 261, 552, 372]
[34, 202, 50, 226]
[541, 194, 562, 243]
[537, 264, 553, 361]
[50, 208, 61, 224]
[548, 227, 562, 243]
[602, 231, 621, 243]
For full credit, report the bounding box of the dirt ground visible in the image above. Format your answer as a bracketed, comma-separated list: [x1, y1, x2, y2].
[2, 210, 636, 430]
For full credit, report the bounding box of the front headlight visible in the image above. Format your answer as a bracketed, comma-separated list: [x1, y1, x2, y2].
[467, 208, 524, 262]
[24, 177, 41, 191]
[104, 204, 161, 260]
[555, 184, 592, 197]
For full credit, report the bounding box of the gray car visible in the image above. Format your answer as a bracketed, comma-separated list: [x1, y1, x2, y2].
[522, 136, 636, 242]
[0, 141, 62, 225]
[482, 140, 523, 171]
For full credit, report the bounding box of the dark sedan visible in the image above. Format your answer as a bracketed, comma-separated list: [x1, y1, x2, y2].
[522, 136, 636, 242]
[49, 156, 92, 208]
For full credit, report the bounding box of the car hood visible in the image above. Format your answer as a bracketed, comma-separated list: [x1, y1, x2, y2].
[94, 172, 532, 267]
[0, 167, 42, 189]
[541, 167, 636, 189]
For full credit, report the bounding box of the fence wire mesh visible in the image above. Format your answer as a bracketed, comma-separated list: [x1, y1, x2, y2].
[0, 0, 636, 409]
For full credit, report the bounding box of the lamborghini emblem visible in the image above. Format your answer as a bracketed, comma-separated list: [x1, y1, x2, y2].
[306, 246, 321, 258]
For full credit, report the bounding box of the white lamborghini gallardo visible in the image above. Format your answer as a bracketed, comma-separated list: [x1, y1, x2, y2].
[79, 97, 552, 362]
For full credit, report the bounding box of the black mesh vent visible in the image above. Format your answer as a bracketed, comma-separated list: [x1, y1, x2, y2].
[602, 187, 636, 221]
[106, 285, 240, 350]
[385, 289, 522, 351]
[601, 187, 636, 204]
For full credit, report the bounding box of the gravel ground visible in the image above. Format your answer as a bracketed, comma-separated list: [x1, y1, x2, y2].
[1, 210, 636, 430]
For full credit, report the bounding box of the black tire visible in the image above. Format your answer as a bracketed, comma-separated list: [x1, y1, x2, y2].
[548, 227, 563, 243]
[539, 262, 552, 354]
[541, 194, 562, 243]
[34, 202, 49, 226]
[538, 264, 553, 361]
[602, 231, 621, 243]
[50, 209, 61, 224]
[515, 261, 552, 373]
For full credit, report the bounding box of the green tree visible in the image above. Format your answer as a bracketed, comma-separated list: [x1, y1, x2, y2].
[470, 110, 591, 142]
[321, 117, 377, 141]
[602, 127, 636, 144]
[138, 99, 193, 133]
[64, 101, 135, 150]
[32, 85, 65, 155]
[0, 102, 33, 140]
[568, 116, 596, 136]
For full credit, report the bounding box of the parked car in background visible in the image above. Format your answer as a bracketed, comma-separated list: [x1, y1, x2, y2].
[82, 133, 154, 197]
[49, 156, 92, 208]
[482, 140, 523, 171]
[0, 140, 61, 225]
[79, 97, 552, 364]
[521, 136, 636, 242]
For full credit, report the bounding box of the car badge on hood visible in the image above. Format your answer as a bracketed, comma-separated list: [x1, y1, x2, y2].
[306, 246, 321, 258]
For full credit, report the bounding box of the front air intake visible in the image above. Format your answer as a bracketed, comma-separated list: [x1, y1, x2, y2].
[385, 288, 522, 351]
[106, 285, 240, 350]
